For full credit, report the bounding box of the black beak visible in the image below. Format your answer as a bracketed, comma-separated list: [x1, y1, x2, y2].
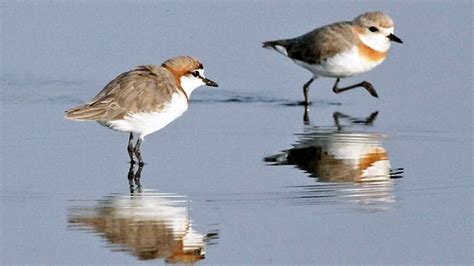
[203, 77, 218, 87]
[387, 33, 403, 44]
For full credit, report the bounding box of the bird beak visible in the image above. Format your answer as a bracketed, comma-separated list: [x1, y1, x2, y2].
[203, 77, 218, 87]
[388, 33, 403, 44]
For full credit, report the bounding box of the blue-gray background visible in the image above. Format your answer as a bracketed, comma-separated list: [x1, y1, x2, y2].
[1, 1, 472, 265]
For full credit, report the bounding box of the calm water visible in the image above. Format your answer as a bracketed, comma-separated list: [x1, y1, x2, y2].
[1, 1, 472, 265]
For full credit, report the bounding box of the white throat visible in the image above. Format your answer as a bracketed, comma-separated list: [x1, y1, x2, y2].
[358, 28, 393, 52]
[179, 69, 205, 98]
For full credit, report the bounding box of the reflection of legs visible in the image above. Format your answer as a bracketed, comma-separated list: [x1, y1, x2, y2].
[127, 133, 135, 163]
[127, 162, 135, 187]
[333, 111, 345, 130]
[302, 78, 314, 105]
[333, 111, 379, 129]
[134, 164, 143, 189]
[134, 138, 143, 166]
[364, 111, 379, 125]
[128, 162, 144, 193]
[332, 78, 379, 98]
[303, 107, 310, 125]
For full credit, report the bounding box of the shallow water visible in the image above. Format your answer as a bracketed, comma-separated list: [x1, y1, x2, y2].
[1, 1, 472, 265]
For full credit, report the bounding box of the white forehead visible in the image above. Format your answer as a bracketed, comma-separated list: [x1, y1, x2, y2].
[380, 26, 394, 35]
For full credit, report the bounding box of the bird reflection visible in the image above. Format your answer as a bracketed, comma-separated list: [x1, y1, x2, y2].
[128, 162, 143, 193]
[266, 111, 403, 208]
[68, 164, 218, 263]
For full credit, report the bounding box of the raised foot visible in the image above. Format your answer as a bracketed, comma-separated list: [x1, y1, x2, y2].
[362, 81, 379, 98]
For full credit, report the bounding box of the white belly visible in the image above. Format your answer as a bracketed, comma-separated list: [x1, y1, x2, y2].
[101, 93, 188, 139]
[294, 47, 384, 78]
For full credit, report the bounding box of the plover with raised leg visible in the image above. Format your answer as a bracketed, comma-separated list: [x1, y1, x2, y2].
[263, 11, 403, 105]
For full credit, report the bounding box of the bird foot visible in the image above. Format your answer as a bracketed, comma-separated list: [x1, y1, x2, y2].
[362, 82, 379, 98]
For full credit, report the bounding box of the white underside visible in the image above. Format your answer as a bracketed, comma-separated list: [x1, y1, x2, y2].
[293, 47, 384, 78]
[100, 92, 188, 140]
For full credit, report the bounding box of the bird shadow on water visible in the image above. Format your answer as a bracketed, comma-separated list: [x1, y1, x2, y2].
[192, 90, 342, 107]
[264, 110, 404, 211]
[68, 163, 219, 263]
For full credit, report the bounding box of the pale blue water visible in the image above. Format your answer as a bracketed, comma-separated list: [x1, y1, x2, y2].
[1, 1, 472, 265]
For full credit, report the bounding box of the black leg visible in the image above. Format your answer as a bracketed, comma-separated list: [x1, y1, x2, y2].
[127, 133, 135, 164]
[134, 138, 144, 166]
[302, 78, 314, 105]
[332, 78, 379, 98]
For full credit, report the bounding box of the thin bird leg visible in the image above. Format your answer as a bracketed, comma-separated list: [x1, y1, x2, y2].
[302, 78, 314, 105]
[332, 78, 379, 98]
[133, 138, 144, 166]
[127, 133, 135, 164]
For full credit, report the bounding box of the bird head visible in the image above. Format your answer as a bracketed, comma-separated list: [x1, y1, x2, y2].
[354, 11, 403, 52]
[162, 56, 218, 97]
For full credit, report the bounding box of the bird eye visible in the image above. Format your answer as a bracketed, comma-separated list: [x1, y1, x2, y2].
[369, 26, 378, 32]
[191, 71, 199, 77]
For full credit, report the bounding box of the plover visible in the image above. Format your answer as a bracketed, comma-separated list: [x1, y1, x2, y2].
[263, 11, 403, 105]
[65, 56, 218, 165]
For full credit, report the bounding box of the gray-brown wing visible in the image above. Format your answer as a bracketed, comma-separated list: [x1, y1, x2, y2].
[276, 22, 356, 65]
[65, 65, 177, 121]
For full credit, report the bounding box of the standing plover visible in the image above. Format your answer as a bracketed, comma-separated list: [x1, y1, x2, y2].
[65, 56, 218, 165]
[263, 11, 402, 105]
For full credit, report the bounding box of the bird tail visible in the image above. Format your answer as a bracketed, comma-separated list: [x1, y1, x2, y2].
[263, 152, 289, 165]
[64, 104, 106, 121]
[262, 40, 289, 56]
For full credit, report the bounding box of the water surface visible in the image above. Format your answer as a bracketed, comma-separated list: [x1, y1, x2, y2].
[1, 1, 472, 265]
